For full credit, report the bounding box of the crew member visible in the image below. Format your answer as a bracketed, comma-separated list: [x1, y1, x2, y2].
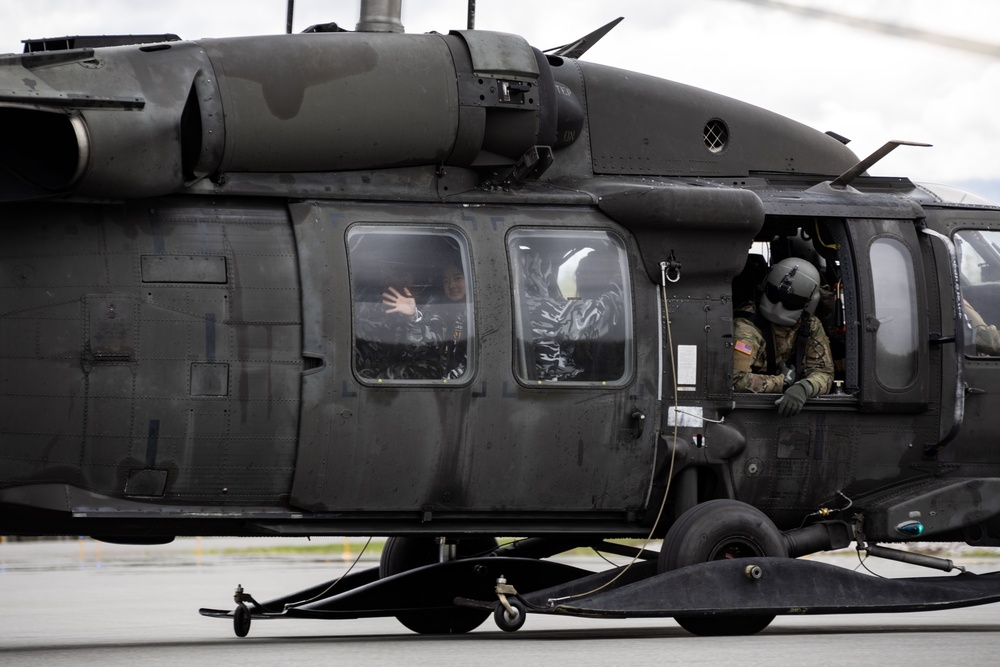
[733, 257, 834, 416]
[964, 298, 1000, 356]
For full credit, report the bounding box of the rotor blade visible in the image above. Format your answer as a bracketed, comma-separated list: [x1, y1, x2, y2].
[547, 17, 624, 59]
[831, 140, 932, 188]
[735, 0, 1000, 59]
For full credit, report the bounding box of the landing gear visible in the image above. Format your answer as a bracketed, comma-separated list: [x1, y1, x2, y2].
[491, 574, 527, 632]
[379, 536, 498, 634]
[660, 499, 788, 636]
[493, 597, 526, 632]
[233, 602, 251, 638]
[231, 584, 258, 638]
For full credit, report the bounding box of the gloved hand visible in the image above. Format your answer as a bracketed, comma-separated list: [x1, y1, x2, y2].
[775, 379, 810, 417]
[777, 361, 796, 387]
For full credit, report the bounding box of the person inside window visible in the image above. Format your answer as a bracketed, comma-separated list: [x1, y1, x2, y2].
[355, 263, 440, 380]
[379, 261, 470, 379]
[732, 257, 834, 416]
[964, 298, 1000, 356]
[955, 230, 1000, 358]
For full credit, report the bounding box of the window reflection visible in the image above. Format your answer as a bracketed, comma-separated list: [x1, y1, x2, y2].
[347, 227, 473, 382]
[508, 230, 632, 384]
[955, 230, 1000, 357]
[870, 238, 918, 388]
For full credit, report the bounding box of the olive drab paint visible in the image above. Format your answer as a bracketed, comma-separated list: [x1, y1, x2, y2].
[3, 0, 1000, 638]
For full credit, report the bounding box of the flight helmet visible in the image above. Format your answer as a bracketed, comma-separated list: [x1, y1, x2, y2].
[758, 257, 821, 326]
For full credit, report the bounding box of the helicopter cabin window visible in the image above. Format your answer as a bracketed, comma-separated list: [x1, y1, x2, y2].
[869, 237, 919, 388]
[955, 230, 1000, 357]
[507, 229, 632, 384]
[346, 226, 473, 383]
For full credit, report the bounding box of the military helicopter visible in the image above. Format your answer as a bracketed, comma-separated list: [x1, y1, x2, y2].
[3, 0, 1000, 638]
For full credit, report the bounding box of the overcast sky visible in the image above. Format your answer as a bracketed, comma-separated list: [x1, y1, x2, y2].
[5, 0, 999, 197]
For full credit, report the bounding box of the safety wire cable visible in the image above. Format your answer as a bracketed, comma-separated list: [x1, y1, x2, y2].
[545, 261, 682, 607]
[281, 536, 374, 610]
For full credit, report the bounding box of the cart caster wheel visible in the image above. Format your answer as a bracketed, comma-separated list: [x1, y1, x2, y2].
[234, 603, 251, 638]
[494, 598, 526, 633]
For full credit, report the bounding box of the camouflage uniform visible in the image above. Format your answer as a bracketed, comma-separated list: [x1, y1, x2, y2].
[732, 302, 834, 396]
[962, 299, 1000, 357]
[973, 324, 1000, 357]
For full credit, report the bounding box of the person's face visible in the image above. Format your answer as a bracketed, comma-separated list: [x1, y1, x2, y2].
[442, 266, 466, 302]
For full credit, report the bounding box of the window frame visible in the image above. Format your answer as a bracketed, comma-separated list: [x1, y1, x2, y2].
[954, 229, 1000, 359]
[848, 219, 930, 412]
[345, 223, 475, 386]
[506, 227, 635, 388]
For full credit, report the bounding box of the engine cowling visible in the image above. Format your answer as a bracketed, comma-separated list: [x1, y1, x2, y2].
[0, 30, 574, 201]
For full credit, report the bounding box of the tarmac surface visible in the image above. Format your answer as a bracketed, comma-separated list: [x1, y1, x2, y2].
[2, 537, 1000, 666]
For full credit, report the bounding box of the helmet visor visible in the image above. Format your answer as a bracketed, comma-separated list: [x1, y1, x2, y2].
[764, 282, 810, 311]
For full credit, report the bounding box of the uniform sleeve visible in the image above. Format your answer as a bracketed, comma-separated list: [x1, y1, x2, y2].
[732, 318, 785, 393]
[974, 324, 1000, 356]
[800, 315, 834, 396]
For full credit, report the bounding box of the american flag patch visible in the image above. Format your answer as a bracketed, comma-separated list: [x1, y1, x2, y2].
[735, 340, 754, 356]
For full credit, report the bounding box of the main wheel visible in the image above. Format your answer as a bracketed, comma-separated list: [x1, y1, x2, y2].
[659, 499, 788, 636]
[379, 536, 498, 634]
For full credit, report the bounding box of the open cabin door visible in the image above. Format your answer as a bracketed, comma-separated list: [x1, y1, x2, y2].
[286, 201, 659, 527]
[847, 218, 931, 413]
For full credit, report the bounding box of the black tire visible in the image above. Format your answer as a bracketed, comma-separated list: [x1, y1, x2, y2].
[380, 536, 498, 634]
[493, 597, 527, 633]
[659, 499, 787, 636]
[233, 603, 251, 638]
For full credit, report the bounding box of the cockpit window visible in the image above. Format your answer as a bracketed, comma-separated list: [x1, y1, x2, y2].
[347, 226, 473, 383]
[507, 229, 632, 385]
[955, 230, 1000, 357]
